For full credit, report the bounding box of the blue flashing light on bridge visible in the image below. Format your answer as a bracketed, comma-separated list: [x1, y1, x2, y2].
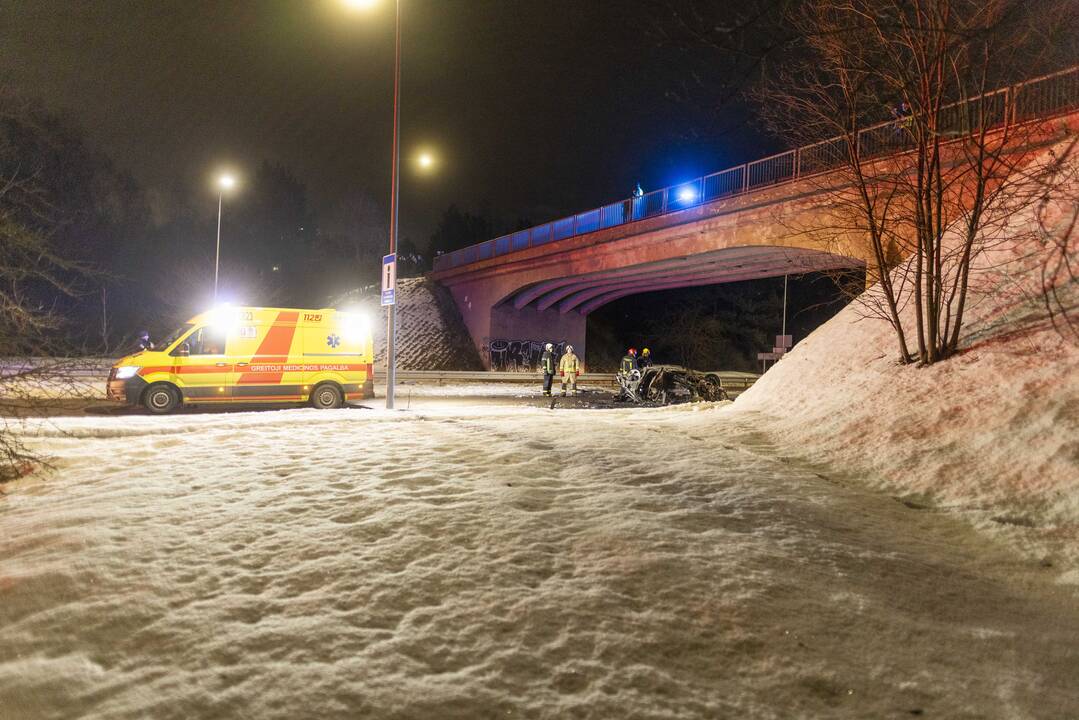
[676, 185, 699, 204]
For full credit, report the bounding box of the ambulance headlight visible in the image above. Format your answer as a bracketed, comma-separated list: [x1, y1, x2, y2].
[114, 366, 138, 380]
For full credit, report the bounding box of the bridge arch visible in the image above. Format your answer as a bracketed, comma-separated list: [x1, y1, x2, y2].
[502, 246, 863, 318]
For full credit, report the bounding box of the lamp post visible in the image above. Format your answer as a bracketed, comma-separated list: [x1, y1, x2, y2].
[385, 0, 401, 410]
[214, 173, 236, 303]
[345, 0, 401, 410]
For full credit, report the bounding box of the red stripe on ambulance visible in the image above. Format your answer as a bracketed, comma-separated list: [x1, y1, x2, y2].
[235, 311, 299, 385]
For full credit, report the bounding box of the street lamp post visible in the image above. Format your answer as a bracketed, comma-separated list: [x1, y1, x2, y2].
[385, 0, 401, 410]
[344, 0, 408, 409]
[214, 173, 236, 303]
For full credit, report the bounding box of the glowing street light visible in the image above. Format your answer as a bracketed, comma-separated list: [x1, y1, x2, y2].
[417, 152, 434, 169]
[213, 172, 238, 302]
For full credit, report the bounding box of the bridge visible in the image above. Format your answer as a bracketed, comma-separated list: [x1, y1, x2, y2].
[430, 67, 1078, 365]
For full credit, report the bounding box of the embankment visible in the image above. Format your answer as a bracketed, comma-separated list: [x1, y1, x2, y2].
[732, 140, 1079, 581]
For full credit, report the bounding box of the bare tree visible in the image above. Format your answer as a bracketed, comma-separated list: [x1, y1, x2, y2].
[756, 0, 1078, 364]
[0, 91, 96, 483]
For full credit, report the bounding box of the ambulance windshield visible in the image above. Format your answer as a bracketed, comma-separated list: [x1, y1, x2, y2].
[157, 324, 193, 351]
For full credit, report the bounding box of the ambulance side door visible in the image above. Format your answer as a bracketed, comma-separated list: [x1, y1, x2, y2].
[300, 314, 333, 392]
[173, 325, 231, 400]
[227, 320, 263, 400]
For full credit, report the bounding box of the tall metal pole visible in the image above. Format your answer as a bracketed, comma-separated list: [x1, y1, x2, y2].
[385, 0, 401, 409]
[214, 191, 223, 302]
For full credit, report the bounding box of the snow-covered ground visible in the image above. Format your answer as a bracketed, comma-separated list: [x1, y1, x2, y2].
[2, 403, 1078, 719]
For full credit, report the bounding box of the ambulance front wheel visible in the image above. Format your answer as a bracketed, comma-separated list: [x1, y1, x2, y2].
[310, 383, 344, 410]
[143, 383, 180, 414]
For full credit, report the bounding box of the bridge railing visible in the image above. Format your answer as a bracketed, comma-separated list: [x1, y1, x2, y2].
[433, 65, 1079, 273]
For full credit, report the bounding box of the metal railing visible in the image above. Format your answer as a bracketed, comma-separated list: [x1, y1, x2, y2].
[434, 65, 1079, 273]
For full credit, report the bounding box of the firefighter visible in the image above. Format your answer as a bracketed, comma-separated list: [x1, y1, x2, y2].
[638, 347, 653, 369]
[137, 330, 154, 352]
[559, 344, 581, 396]
[620, 347, 638, 375]
[540, 342, 556, 396]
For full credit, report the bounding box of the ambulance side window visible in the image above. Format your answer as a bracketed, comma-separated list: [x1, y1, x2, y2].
[181, 326, 227, 355]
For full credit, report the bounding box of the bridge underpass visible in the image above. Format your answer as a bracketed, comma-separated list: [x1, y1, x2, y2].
[430, 178, 870, 366]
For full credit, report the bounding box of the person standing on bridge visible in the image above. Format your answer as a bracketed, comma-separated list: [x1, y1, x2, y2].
[559, 344, 581, 396]
[540, 342, 556, 396]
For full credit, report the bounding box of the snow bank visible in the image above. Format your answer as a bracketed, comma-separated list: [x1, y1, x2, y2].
[732, 139, 1079, 580]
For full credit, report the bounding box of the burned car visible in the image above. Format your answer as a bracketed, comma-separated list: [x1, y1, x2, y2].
[615, 364, 730, 404]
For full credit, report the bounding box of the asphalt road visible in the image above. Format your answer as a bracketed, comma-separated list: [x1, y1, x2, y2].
[1, 388, 647, 418]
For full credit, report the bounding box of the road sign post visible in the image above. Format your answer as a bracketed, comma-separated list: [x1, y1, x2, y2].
[382, 252, 397, 409]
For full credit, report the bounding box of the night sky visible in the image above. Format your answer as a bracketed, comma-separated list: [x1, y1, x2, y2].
[0, 0, 770, 244]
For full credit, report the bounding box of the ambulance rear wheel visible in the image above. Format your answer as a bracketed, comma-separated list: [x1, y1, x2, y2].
[310, 383, 343, 410]
[143, 383, 179, 414]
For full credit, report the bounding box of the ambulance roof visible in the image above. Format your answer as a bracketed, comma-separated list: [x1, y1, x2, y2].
[187, 307, 337, 325]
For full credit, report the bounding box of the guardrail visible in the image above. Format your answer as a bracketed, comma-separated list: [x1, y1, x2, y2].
[434, 65, 1079, 273]
[1, 360, 759, 393]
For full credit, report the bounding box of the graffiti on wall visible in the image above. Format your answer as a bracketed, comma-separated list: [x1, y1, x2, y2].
[482, 338, 568, 371]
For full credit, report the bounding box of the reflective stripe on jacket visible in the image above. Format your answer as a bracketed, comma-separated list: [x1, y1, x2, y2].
[541, 351, 555, 374]
[620, 355, 637, 374]
[558, 352, 580, 374]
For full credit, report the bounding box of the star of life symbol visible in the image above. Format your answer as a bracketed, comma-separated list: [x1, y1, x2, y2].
[326, 334, 340, 348]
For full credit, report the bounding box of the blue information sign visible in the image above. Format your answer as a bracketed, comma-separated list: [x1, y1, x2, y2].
[381, 253, 396, 306]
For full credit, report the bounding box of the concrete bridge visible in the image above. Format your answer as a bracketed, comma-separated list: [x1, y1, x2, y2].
[429, 67, 1078, 365]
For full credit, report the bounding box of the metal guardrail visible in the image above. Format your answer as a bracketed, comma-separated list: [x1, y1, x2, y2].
[381, 369, 760, 391]
[0, 360, 759, 392]
[434, 65, 1079, 273]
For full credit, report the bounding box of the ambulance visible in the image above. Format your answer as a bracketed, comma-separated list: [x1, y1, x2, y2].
[107, 306, 374, 414]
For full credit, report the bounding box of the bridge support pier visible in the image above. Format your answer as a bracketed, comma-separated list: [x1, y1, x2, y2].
[490, 304, 586, 368]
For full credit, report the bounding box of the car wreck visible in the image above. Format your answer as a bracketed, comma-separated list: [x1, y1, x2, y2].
[615, 364, 730, 404]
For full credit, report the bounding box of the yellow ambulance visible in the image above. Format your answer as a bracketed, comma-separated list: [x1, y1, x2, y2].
[107, 306, 374, 413]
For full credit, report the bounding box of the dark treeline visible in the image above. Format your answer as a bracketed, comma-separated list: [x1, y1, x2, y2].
[587, 272, 859, 372]
[0, 95, 511, 355]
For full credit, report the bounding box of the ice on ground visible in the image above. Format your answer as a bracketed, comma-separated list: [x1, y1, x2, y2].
[2, 403, 1078, 719]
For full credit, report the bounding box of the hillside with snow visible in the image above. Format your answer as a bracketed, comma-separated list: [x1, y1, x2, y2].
[335, 277, 483, 370]
[732, 139, 1079, 582]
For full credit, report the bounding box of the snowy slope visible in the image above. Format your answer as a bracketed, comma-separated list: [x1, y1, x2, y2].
[336, 278, 483, 370]
[733, 140, 1079, 581]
